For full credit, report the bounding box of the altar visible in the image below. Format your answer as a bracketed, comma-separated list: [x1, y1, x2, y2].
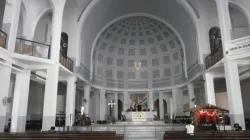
[121, 111, 157, 121]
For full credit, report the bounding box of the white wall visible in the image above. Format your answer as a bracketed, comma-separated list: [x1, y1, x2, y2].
[62, 0, 78, 59]
[33, 13, 52, 44]
[215, 92, 229, 110]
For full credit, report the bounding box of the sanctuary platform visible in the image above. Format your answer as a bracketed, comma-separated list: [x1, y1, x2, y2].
[59, 122, 185, 140]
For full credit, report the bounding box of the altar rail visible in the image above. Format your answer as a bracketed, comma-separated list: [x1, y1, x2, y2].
[15, 38, 51, 59]
[0, 30, 7, 49]
[205, 46, 223, 69]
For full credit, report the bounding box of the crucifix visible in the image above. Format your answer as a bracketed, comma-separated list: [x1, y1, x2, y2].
[108, 100, 116, 116]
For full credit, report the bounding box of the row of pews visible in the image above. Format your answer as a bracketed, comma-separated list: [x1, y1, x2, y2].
[163, 131, 250, 140]
[0, 131, 124, 140]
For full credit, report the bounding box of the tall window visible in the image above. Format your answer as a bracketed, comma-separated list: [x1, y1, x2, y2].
[209, 27, 222, 53]
[60, 32, 68, 57]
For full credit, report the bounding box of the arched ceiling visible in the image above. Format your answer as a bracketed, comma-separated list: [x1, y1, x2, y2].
[93, 16, 185, 90]
[80, 0, 198, 71]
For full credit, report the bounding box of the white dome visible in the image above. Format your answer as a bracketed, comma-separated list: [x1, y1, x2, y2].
[93, 16, 186, 90]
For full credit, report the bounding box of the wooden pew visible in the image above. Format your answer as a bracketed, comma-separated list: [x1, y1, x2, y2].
[0, 131, 124, 140]
[163, 131, 250, 140]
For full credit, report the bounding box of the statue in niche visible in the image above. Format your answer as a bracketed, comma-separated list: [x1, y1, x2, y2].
[60, 32, 68, 57]
[209, 27, 222, 53]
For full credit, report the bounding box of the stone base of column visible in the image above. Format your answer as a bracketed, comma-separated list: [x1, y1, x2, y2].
[42, 116, 56, 131]
[229, 114, 245, 130]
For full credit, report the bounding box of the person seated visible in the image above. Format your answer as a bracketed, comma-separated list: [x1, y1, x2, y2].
[48, 126, 56, 133]
[234, 123, 243, 131]
[185, 120, 194, 135]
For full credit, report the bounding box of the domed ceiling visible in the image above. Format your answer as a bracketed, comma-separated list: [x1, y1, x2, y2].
[93, 16, 186, 90]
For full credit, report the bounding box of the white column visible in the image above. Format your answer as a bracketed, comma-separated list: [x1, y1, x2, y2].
[99, 89, 106, 120]
[11, 71, 31, 132]
[159, 92, 164, 120]
[114, 93, 118, 120]
[170, 97, 173, 120]
[42, 66, 59, 131]
[188, 83, 195, 108]
[215, 0, 232, 48]
[50, 0, 66, 61]
[204, 73, 216, 105]
[172, 88, 184, 116]
[65, 76, 76, 126]
[123, 91, 128, 111]
[0, 65, 12, 132]
[2, 0, 21, 51]
[224, 61, 245, 129]
[84, 84, 90, 116]
[148, 91, 154, 111]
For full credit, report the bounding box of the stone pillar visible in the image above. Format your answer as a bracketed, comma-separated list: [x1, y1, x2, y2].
[42, 66, 59, 131]
[215, 0, 232, 49]
[49, 0, 66, 61]
[114, 93, 118, 120]
[188, 83, 195, 108]
[123, 91, 128, 111]
[10, 71, 30, 132]
[170, 97, 173, 120]
[65, 76, 76, 126]
[83, 84, 90, 116]
[204, 73, 216, 105]
[99, 89, 106, 120]
[148, 91, 154, 111]
[159, 92, 164, 120]
[224, 61, 245, 129]
[0, 65, 12, 132]
[172, 88, 183, 116]
[2, 0, 21, 51]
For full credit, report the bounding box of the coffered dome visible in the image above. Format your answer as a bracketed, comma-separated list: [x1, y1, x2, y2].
[93, 16, 186, 90]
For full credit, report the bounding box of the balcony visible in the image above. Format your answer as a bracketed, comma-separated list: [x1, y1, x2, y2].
[205, 46, 223, 69]
[15, 38, 50, 59]
[60, 52, 73, 72]
[0, 30, 7, 49]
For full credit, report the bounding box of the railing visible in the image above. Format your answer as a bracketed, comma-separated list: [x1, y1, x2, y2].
[0, 30, 7, 49]
[15, 38, 51, 59]
[205, 46, 223, 69]
[60, 52, 74, 72]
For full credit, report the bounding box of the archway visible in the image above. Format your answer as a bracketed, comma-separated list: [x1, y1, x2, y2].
[154, 99, 167, 119]
[229, 3, 250, 39]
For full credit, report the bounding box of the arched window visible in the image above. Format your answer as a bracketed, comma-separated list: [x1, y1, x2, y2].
[60, 32, 68, 57]
[209, 27, 222, 53]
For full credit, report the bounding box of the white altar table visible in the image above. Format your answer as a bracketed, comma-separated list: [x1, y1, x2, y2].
[121, 111, 157, 121]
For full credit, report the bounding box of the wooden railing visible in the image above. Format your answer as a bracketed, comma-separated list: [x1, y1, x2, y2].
[60, 52, 74, 72]
[0, 30, 7, 49]
[15, 38, 51, 59]
[205, 46, 223, 69]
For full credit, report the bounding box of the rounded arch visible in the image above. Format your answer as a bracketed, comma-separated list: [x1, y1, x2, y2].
[90, 13, 188, 81]
[75, 0, 200, 70]
[154, 99, 167, 119]
[228, 2, 250, 39]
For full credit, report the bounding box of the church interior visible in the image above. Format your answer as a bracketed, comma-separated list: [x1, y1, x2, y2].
[1, 0, 250, 139]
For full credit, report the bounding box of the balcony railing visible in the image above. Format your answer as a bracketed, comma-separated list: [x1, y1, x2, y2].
[60, 52, 73, 72]
[0, 30, 7, 49]
[205, 46, 223, 69]
[15, 38, 51, 59]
